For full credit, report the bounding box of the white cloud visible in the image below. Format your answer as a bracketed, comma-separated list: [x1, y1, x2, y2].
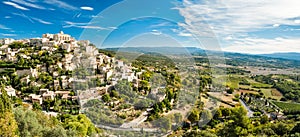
[151, 30, 162, 35]
[11, 0, 45, 9]
[223, 37, 300, 54]
[27, 0, 37, 2]
[76, 26, 105, 29]
[31, 17, 52, 24]
[12, 12, 34, 23]
[178, 0, 300, 35]
[3, 1, 29, 10]
[150, 22, 172, 28]
[224, 36, 233, 40]
[273, 24, 280, 27]
[108, 27, 117, 30]
[63, 21, 114, 30]
[0, 24, 10, 30]
[178, 32, 192, 37]
[177, 0, 300, 53]
[44, 0, 77, 10]
[80, 6, 93, 11]
[12, 12, 51, 24]
[76, 13, 81, 18]
[1, 33, 17, 37]
[64, 21, 88, 26]
[4, 16, 11, 19]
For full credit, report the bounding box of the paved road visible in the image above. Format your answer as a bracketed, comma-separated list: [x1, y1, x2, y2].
[120, 111, 148, 128]
[239, 99, 254, 117]
[96, 124, 160, 132]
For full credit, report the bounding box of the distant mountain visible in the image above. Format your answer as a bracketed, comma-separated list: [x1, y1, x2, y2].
[103, 47, 300, 61]
[259, 52, 300, 61]
[104, 47, 205, 54]
[103, 47, 300, 68]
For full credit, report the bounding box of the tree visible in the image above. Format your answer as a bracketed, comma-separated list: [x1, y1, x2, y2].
[53, 100, 62, 112]
[110, 90, 119, 98]
[0, 86, 18, 137]
[226, 87, 234, 94]
[154, 117, 172, 133]
[33, 102, 42, 110]
[14, 107, 44, 137]
[114, 80, 135, 98]
[218, 107, 251, 137]
[134, 99, 152, 110]
[62, 114, 97, 136]
[174, 113, 182, 123]
[18, 57, 25, 66]
[271, 122, 292, 136]
[141, 71, 152, 81]
[221, 108, 231, 119]
[0, 111, 19, 137]
[9, 41, 26, 49]
[43, 99, 52, 111]
[140, 80, 150, 92]
[0, 85, 12, 113]
[260, 114, 269, 124]
[183, 130, 217, 137]
[230, 107, 250, 128]
[102, 94, 110, 102]
[201, 110, 212, 122]
[42, 126, 68, 137]
[258, 127, 276, 136]
[188, 109, 200, 123]
[214, 109, 222, 119]
[291, 122, 300, 134]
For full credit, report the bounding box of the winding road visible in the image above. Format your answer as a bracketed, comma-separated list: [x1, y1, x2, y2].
[239, 99, 254, 117]
[96, 124, 159, 132]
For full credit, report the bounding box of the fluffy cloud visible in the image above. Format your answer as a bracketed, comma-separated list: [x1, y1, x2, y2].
[176, 0, 300, 53]
[178, 0, 300, 34]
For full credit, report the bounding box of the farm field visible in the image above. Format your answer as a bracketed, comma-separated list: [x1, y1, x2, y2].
[215, 75, 243, 89]
[239, 85, 254, 90]
[236, 89, 259, 95]
[206, 92, 239, 107]
[202, 93, 234, 108]
[261, 89, 283, 100]
[219, 74, 273, 90]
[250, 82, 272, 88]
[272, 101, 300, 111]
[201, 95, 229, 109]
[239, 80, 283, 100]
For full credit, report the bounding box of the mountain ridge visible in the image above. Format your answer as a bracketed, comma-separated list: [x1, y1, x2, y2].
[103, 47, 300, 61]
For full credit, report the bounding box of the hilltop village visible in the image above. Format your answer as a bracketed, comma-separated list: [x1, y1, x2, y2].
[0, 31, 149, 116]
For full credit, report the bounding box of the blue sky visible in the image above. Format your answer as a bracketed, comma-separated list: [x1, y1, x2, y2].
[1, 0, 300, 54]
